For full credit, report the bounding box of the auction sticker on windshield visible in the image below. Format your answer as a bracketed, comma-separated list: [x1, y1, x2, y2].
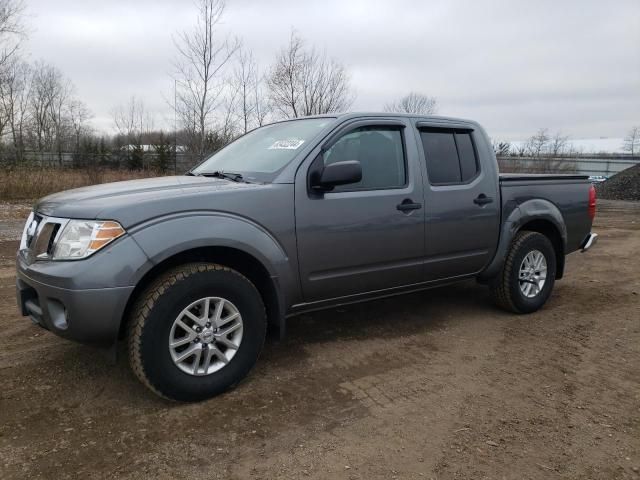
[268, 139, 305, 150]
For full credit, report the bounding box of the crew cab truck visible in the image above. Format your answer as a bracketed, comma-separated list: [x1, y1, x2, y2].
[16, 113, 598, 401]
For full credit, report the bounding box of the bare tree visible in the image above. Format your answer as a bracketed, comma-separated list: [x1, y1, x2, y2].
[0, 58, 95, 164]
[622, 126, 640, 156]
[492, 140, 511, 156]
[233, 48, 271, 133]
[0, 0, 24, 141]
[507, 128, 577, 173]
[267, 31, 354, 119]
[525, 128, 550, 157]
[29, 62, 66, 151]
[68, 98, 92, 152]
[268, 32, 302, 119]
[173, 0, 239, 158]
[549, 132, 570, 156]
[48, 76, 74, 164]
[233, 47, 256, 134]
[0, 69, 10, 138]
[253, 72, 270, 127]
[26, 62, 94, 164]
[384, 92, 438, 115]
[112, 96, 153, 169]
[0, 0, 25, 68]
[0, 58, 31, 156]
[219, 80, 240, 143]
[112, 96, 152, 145]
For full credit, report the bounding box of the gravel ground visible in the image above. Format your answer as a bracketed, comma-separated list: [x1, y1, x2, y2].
[0, 202, 31, 241]
[0, 200, 638, 479]
[0, 221, 24, 242]
[597, 163, 640, 201]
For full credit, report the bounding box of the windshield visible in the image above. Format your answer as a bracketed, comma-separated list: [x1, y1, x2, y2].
[192, 118, 333, 181]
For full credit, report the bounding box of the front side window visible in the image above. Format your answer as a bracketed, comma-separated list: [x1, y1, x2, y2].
[193, 118, 333, 181]
[323, 127, 406, 191]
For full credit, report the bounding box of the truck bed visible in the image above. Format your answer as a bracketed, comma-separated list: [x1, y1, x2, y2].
[498, 173, 592, 255]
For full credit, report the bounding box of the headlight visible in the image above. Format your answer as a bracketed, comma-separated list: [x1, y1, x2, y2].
[52, 220, 125, 260]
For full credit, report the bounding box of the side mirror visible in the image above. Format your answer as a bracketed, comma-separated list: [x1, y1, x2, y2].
[312, 160, 362, 191]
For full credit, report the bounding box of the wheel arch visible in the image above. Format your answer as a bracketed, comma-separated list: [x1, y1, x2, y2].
[479, 198, 567, 282]
[518, 218, 565, 279]
[119, 245, 285, 342]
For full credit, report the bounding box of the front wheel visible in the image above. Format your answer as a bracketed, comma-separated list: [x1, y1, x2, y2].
[128, 263, 266, 402]
[489, 231, 557, 314]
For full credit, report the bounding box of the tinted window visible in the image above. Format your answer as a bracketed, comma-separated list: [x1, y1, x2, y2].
[455, 133, 478, 182]
[420, 131, 460, 184]
[420, 130, 479, 184]
[323, 127, 405, 190]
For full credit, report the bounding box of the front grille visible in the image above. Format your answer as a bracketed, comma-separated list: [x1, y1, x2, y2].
[32, 222, 60, 257]
[25, 214, 43, 248]
[26, 215, 64, 258]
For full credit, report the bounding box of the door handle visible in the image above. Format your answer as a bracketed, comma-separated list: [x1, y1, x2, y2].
[473, 194, 494, 206]
[397, 199, 422, 212]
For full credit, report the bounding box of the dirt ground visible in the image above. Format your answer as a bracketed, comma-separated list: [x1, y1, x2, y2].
[0, 200, 638, 480]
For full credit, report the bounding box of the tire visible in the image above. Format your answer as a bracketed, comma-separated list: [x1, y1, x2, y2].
[128, 263, 266, 402]
[489, 231, 557, 314]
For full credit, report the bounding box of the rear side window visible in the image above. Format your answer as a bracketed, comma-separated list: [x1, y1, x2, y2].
[420, 131, 459, 184]
[420, 130, 479, 184]
[455, 133, 478, 182]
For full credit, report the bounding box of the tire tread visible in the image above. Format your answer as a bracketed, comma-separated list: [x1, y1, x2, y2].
[490, 231, 545, 313]
[127, 262, 263, 401]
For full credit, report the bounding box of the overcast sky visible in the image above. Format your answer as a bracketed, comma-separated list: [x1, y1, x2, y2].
[24, 0, 640, 141]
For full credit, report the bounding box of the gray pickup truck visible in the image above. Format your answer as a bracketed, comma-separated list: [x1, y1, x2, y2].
[16, 113, 598, 401]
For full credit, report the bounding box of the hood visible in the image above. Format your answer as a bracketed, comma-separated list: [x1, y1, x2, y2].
[36, 175, 257, 225]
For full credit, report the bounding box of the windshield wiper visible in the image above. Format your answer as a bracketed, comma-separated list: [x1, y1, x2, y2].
[197, 171, 246, 182]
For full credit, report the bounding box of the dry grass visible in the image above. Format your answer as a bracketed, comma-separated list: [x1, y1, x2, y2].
[0, 167, 167, 201]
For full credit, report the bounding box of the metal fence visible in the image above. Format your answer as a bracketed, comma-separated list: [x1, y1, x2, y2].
[1, 151, 638, 178]
[496, 154, 639, 177]
[0, 151, 202, 172]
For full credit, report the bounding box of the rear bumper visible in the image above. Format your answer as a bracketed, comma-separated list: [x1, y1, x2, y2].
[580, 232, 598, 252]
[16, 263, 134, 347]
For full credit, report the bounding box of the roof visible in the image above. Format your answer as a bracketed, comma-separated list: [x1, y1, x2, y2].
[272, 112, 478, 126]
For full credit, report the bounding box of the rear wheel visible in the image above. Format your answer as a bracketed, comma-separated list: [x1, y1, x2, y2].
[128, 263, 266, 402]
[490, 231, 557, 313]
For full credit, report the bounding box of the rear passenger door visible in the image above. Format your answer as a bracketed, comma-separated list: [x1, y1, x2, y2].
[417, 125, 500, 280]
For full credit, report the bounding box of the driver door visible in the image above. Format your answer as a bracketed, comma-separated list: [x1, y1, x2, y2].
[294, 119, 425, 302]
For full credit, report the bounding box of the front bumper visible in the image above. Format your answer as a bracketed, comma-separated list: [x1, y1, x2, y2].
[16, 269, 134, 347]
[14, 233, 150, 347]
